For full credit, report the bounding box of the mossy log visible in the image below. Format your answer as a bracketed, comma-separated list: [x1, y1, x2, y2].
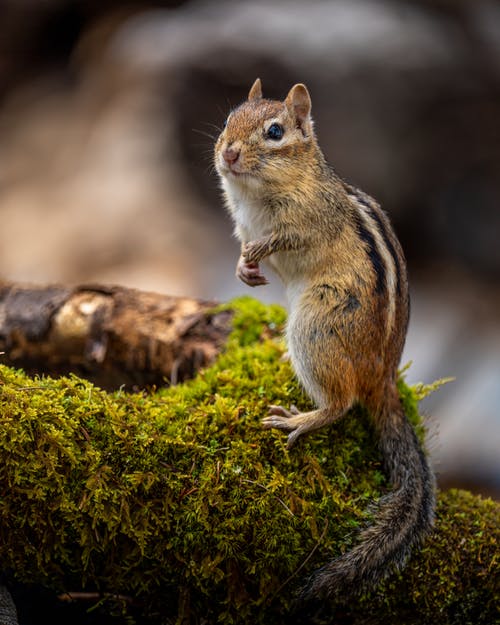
[0, 295, 498, 625]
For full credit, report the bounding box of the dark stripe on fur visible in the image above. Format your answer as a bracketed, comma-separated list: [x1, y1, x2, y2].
[349, 190, 403, 297]
[364, 205, 403, 297]
[353, 213, 386, 295]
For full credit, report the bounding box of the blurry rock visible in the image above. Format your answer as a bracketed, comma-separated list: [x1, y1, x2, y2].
[0, 8, 227, 296]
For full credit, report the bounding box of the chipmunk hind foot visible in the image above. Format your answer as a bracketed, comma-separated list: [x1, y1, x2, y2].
[263, 404, 348, 448]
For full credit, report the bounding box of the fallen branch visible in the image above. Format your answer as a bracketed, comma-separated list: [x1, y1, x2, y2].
[0, 281, 232, 389]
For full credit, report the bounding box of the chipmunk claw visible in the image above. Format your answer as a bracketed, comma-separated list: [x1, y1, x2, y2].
[267, 404, 300, 418]
[263, 405, 308, 448]
[236, 256, 268, 287]
[286, 428, 306, 449]
[263, 406, 292, 430]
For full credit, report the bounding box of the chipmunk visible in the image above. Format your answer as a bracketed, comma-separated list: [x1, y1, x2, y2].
[214, 78, 435, 601]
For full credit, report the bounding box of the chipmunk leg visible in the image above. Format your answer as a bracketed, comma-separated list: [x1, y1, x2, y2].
[263, 404, 348, 449]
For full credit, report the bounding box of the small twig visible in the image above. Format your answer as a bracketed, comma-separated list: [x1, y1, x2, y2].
[271, 519, 329, 599]
[215, 459, 221, 485]
[80, 426, 91, 442]
[58, 591, 134, 605]
[241, 478, 294, 517]
[178, 486, 198, 500]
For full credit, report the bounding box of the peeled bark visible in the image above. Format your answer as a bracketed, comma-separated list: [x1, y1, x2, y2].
[0, 282, 232, 390]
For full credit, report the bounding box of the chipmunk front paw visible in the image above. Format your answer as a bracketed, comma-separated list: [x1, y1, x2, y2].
[236, 255, 269, 287]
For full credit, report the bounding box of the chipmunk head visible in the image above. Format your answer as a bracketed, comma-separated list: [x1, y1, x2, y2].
[215, 78, 317, 192]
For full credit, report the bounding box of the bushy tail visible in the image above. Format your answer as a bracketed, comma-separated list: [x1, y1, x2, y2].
[300, 405, 436, 601]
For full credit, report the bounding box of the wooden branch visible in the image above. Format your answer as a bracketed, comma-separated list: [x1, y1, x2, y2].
[0, 282, 232, 390]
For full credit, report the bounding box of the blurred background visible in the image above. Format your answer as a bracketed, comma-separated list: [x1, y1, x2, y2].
[1, 0, 499, 497]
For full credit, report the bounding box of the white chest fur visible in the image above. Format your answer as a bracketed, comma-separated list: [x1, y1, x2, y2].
[223, 177, 309, 300]
[223, 179, 272, 242]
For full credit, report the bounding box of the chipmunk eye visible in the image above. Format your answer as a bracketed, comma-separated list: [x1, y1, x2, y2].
[223, 119, 228, 129]
[266, 123, 284, 141]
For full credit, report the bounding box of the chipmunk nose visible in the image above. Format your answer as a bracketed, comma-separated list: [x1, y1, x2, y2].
[222, 147, 240, 165]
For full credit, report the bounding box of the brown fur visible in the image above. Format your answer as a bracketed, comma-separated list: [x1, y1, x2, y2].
[214, 79, 435, 601]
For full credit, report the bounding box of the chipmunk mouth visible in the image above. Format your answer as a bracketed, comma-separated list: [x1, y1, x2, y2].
[228, 168, 249, 177]
[224, 165, 253, 179]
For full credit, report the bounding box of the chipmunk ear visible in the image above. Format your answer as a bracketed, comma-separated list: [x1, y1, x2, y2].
[248, 78, 263, 101]
[285, 83, 312, 135]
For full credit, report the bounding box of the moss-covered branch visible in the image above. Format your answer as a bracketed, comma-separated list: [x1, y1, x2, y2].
[0, 297, 498, 624]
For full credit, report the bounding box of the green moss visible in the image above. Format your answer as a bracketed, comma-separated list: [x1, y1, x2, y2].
[346, 489, 499, 625]
[0, 296, 497, 624]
